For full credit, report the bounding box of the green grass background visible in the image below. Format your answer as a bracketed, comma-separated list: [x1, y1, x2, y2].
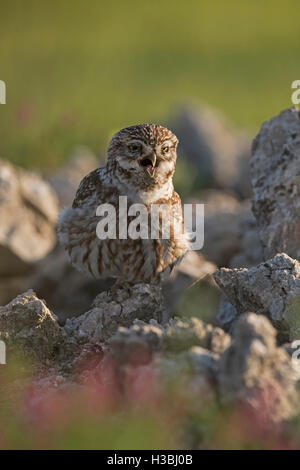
[0, 0, 299, 169]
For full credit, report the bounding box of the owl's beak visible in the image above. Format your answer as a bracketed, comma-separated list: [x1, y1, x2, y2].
[147, 152, 157, 167]
[140, 153, 157, 177]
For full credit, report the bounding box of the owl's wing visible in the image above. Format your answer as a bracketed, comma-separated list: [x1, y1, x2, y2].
[72, 168, 103, 208]
[58, 167, 111, 278]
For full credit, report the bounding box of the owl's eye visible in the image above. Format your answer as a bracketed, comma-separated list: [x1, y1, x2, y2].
[128, 144, 140, 152]
[162, 146, 170, 154]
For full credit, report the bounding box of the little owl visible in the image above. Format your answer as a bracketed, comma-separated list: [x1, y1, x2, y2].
[58, 124, 189, 285]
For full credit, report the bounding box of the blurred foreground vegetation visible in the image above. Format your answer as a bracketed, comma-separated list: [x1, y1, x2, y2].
[0, 354, 299, 450]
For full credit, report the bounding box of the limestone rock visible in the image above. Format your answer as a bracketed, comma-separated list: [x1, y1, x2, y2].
[0, 290, 67, 362]
[214, 254, 300, 340]
[64, 283, 166, 344]
[0, 160, 59, 276]
[251, 107, 300, 261]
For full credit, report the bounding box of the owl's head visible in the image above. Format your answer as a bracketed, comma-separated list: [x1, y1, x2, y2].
[107, 124, 178, 190]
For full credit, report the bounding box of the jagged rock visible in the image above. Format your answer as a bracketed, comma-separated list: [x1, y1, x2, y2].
[214, 254, 300, 340]
[0, 290, 67, 362]
[64, 283, 166, 344]
[0, 160, 58, 276]
[47, 147, 100, 208]
[218, 313, 300, 422]
[173, 105, 251, 197]
[251, 107, 300, 261]
[187, 190, 250, 266]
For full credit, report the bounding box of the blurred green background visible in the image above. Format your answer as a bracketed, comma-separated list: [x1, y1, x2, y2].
[0, 0, 299, 169]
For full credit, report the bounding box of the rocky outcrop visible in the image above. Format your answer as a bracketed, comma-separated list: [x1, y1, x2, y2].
[0, 160, 58, 276]
[251, 107, 300, 261]
[0, 290, 67, 362]
[64, 283, 167, 343]
[214, 254, 300, 340]
[1, 286, 299, 425]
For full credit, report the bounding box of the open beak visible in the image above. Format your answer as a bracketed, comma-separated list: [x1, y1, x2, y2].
[140, 152, 157, 177]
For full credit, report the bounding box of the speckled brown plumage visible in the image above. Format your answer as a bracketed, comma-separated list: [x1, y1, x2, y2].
[58, 124, 189, 284]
